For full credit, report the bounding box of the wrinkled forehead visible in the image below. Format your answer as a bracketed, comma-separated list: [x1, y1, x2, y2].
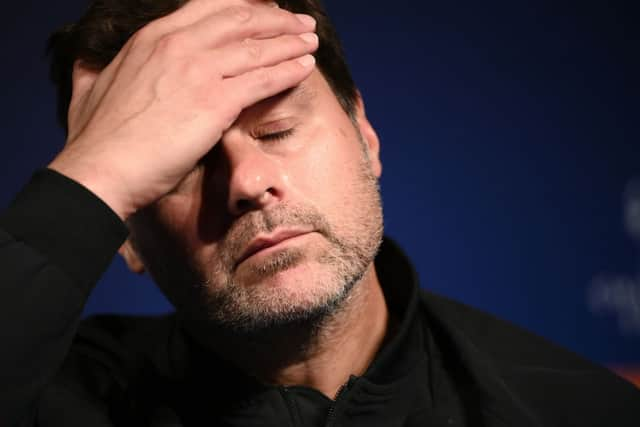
[265, 79, 317, 108]
[235, 73, 322, 123]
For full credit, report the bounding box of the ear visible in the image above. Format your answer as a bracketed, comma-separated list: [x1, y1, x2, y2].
[118, 240, 146, 274]
[354, 91, 382, 177]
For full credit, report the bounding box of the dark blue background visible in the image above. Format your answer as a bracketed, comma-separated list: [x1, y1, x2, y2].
[1, 0, 637, 365]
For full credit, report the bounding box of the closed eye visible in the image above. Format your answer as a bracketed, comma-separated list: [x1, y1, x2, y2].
[257, 128, 295, 142]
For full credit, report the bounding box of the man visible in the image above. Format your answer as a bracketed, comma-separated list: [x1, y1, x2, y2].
[0, 0, 638, 425]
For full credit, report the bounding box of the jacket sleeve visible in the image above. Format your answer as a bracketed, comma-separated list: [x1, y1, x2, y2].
[0, 169, 128, 426]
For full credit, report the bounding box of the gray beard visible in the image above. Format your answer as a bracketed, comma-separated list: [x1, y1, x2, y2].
[199, 242, 374, 336]
[136, 138, 384, 340]
[189, 151, 384, 336]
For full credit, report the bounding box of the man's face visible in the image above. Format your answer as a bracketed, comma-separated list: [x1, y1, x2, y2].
[125, 70, 384, 332]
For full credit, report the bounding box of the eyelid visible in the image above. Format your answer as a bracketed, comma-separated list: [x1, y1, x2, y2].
[251, 118, 297, 140]
[256, 128, 295, 142]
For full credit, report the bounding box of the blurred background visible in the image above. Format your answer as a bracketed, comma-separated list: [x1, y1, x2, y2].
[0, 0, 637, 380]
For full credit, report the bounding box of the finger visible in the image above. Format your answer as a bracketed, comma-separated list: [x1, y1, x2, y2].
[84, 1, 304, 84]
[132, 0, 241, 41]
[114, 4, 315, 85]
[158, 0, 279, 31]
[70, 60, 99, 107]
[103, 2, 267, 73]
[226, 54, 316, 111]
[67, 60, 102, 138]
[165, 5, 316, 53]
[78, 33, 137, 103]
[216, 32, 318, 78]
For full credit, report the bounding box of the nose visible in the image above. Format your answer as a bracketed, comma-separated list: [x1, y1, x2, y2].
[220, 138, 287, 216]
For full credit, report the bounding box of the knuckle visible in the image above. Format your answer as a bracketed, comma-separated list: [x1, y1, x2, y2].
[156, 32, 185, 55]
[226, 5, 252, 23]
[216, 102, 242, 129]
[244, 40, 262, 62]
[131, 14, 172, 47]
[255, 67, 274, 90]
[181, 55, 221, 87]
[180, 57, 205, 81]
[291, 34, 311, 50]
[129, 27, 150, 49]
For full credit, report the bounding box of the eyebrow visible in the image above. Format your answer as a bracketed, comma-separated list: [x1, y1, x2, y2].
[236, 81, 317, 127]
[264, 81, 317, 109]
[289, 82, 317, 105]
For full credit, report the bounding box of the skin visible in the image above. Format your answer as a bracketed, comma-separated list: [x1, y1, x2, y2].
[49, 0, 389, 399]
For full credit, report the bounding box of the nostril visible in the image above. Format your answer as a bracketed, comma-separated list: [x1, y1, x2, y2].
[264, 187, 276, 199]
[232, 188, 279, 214]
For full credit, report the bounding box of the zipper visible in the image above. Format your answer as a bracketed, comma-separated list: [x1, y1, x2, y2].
[325, 375, 358, 427]
[280, 386, 302, 426]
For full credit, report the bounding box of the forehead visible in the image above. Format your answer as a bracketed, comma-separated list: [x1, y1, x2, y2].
[281, 81, 317, 106]
[238, 71, 327, 122]
[258, 75, 319, 110]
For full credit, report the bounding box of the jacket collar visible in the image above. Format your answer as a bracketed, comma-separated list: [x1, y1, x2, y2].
[137, 237, 546, 427]
[420, 292, 546, 427]
[140, 237, 432, 425]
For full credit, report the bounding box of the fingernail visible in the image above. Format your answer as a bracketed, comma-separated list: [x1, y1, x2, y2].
[299, 33, 318, 45]
[297, 54, 316, 68]
[296, 14, 316, 29]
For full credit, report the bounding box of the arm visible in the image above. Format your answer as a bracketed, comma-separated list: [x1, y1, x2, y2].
[0, 170, 127, 425]
[0, 1, 317, 424]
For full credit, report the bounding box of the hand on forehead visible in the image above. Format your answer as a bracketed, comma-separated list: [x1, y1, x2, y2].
[163, 0, 282, 29]
[132, 0, 313, 53]
[54, 0, 317, 220]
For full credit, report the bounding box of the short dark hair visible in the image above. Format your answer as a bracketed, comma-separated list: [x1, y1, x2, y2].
[47, 0, 358, 132]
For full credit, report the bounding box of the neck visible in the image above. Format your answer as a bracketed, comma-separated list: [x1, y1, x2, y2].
[189, 265, 389, 399]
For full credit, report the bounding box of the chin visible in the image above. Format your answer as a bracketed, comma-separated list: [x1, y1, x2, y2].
[198, 259, 362, 334]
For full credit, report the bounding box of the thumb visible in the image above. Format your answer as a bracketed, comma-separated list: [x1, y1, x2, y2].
[70, 60, 99, 103]
[67, 60, 99, 139]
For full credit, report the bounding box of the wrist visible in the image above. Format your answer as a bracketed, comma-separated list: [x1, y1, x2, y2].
[48, 155, 135, 221]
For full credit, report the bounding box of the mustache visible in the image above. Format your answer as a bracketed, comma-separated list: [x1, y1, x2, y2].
[219, 203, 334, 266]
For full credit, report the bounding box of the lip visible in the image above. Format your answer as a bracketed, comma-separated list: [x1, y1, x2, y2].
[236, 229, 314, 266]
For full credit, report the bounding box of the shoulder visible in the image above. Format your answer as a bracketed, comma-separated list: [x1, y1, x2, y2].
[418, 290, 593, 369]
[38, 314, 175, 422]
[417, 290, 640, 426]
[69, 313, 177, 384]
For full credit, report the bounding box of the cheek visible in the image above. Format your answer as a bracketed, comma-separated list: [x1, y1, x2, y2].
[287, 124, 367, 215]
[143, 192, 213, 260]
[154, 167, 232, 248]
[154, 195, 200, 237]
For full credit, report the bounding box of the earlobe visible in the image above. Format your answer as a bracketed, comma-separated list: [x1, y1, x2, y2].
[354, 91, 382, 177]
[118, 240, 146, 274]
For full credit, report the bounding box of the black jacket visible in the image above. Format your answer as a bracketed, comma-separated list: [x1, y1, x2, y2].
[1, 169, 639, 426]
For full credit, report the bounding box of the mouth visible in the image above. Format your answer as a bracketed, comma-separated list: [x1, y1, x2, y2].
[236, 229, 314, 267]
